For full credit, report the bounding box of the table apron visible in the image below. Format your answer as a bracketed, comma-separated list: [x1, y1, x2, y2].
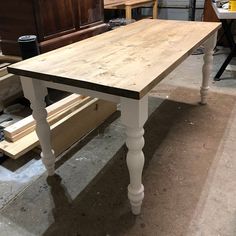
[41, 79, 121, 104]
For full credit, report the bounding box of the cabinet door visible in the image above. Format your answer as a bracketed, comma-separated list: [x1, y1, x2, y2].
[77, 0, 104, 27]
[0, 0, 37, 55]
[35, 0, 76, 41]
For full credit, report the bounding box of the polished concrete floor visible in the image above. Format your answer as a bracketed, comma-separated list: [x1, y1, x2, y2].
[1, 47, 236, 235]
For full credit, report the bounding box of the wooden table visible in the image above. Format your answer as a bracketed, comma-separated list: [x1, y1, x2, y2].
[8, 19, 220, 215]
[212, 3, 236, 80]
[104, 0, 158, 19]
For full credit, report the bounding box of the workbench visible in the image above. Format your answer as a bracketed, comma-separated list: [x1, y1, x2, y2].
[8, 19, 220, 215]
[104, 0, 158, 19]
[212, 3, 236, 80]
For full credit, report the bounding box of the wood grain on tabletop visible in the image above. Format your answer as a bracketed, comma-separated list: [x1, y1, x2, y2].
[8, 19, 221, 99]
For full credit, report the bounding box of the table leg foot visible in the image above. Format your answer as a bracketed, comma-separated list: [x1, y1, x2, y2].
[121, 96, 148, 215]
[41, 152, 55, 176]
[200, 86, 209, 105]
[126, 127, 145, 215]
[128, 184, 144, 215]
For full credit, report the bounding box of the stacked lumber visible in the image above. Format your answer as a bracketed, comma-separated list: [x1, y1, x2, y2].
[4, 94, 89, 142]
[0, 94, 117, 159]
[0, 58, 22, 110]
[0, 55, 21, 64]
[0, 63, 10, 77]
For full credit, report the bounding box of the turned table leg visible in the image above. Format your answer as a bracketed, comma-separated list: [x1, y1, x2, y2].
[200, 32, 217, 105]
[121, 96, 148, 215]
[21, 77, 56, 175]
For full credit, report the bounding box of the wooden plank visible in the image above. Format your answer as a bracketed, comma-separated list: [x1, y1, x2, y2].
[0, 73, 21, 86]
[52, 99, 116, 156]
[0, 55, 21, 63]
[8, 20, 221, 100]
[0, 67, 8, 77]
[3, 94, 80, 141]
[5, 96, 92, 142]
[0, 99, 116, 159]
[0, 63, 10, 69]
[0, 73, 22, 106]
[4, 94, 91, 142]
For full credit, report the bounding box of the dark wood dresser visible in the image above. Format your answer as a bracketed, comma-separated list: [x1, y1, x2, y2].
[0, 0, 107, 56]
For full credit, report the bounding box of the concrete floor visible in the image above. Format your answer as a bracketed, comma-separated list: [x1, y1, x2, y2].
[1, 47, 236, 235]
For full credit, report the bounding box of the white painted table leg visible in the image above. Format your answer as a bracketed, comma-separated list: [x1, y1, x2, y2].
[200, 32, 217, 104]
[121, 96, 148, 215]
[20, 77, 56, 176]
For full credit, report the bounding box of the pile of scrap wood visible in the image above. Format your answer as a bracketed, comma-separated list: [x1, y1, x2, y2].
[0, 93, 117, 159]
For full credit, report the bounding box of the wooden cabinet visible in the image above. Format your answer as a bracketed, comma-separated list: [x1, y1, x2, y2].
[78, 0, 103, 26]
[0, 0, 107, 56]
[35, 0, 76, 40]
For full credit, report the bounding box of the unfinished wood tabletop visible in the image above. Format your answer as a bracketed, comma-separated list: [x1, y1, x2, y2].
[8, 19, 221, 99]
